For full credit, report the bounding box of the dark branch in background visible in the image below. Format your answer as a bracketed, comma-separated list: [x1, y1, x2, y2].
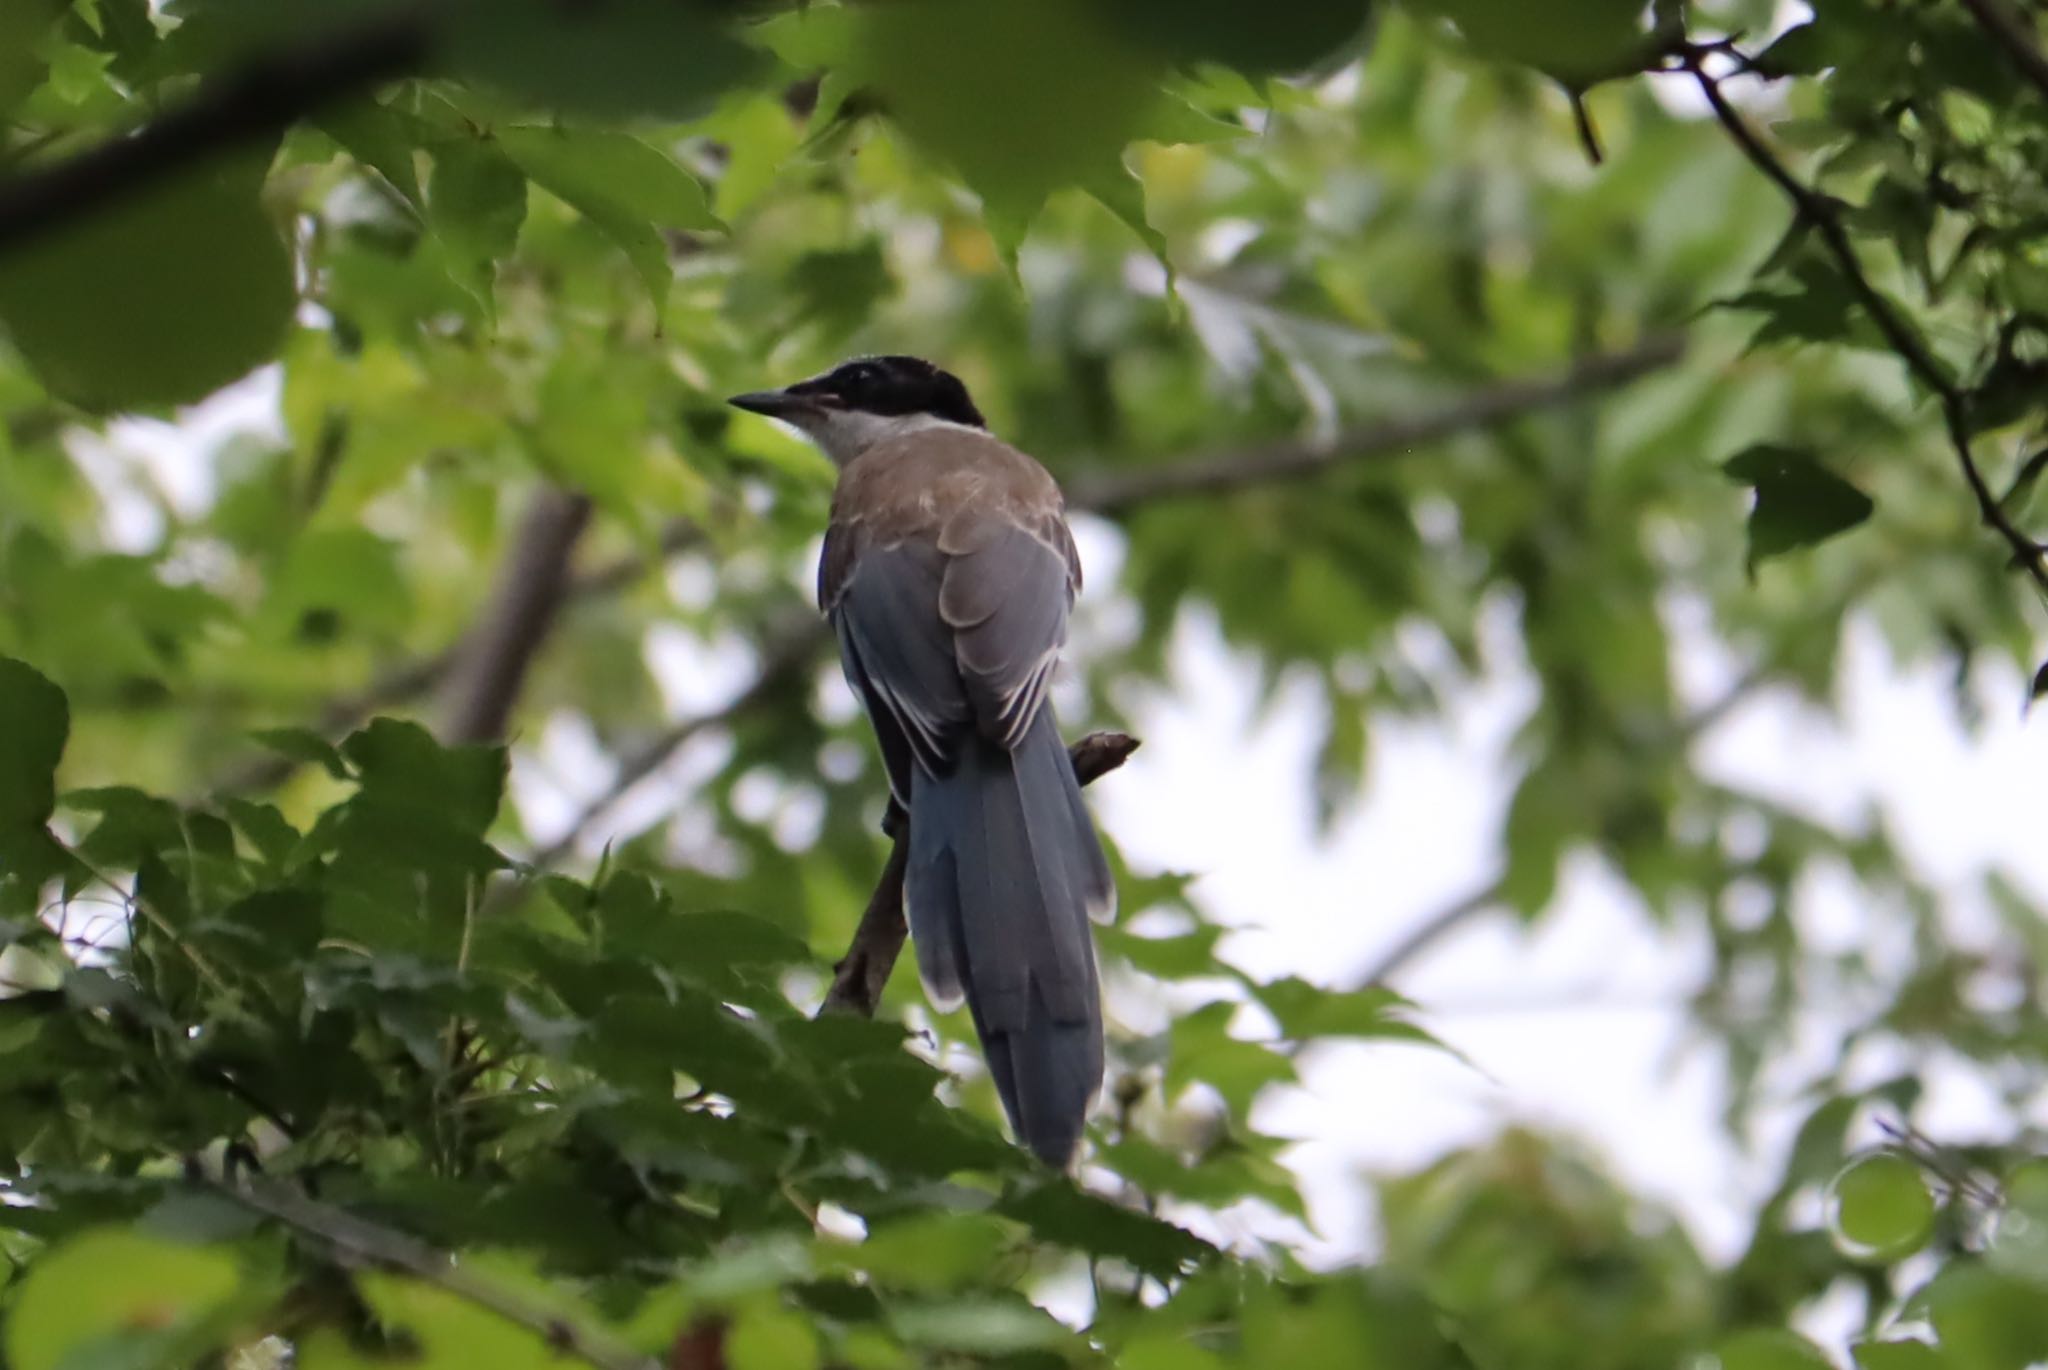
[0, 14, 432, 255]
[820, 730, 1141, 1019]
[1065, 334, 1685, 514]
[1685, 54, 2048, 601]
[1351, 661, 1772, 988]
[201, 517, 704, 796]
[214, 1176, 659, 1370]
[436, 488, 593, 744]
[1959, 0, 2048, 107]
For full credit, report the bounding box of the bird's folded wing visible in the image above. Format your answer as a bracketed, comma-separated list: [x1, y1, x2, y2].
[937, 507, 1077, 749]
[829, 536, 972, 783]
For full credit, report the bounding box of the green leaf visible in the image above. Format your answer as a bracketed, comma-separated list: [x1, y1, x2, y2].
[0, 0, 63, 120]
[887, 1293, 1075, 1355]
[1853, 1340, 1948, 1370]
[0, 152, 293, 411]
[1501, 759, 1579, 916]
[0, 656, 67, 831]
[1723, 444, 1875, 570]
[726, 1301, 821, 1370]
[1097, 920, 1226, 980]
[1406, 0, 1649, 86]
[497, 125, 720, 318]
[445, 0, 763, 122]
[1753, 23, 1829, 78]
[4, 1228, 243, 1370]
[852, 0, 1162, 246]
[318, 99, 426, 215]
[248, 727, 351, 781]
[353, 1265, 591, 1370]
[343, 718, 505, 836]
[1000, 1179, 1210, 1277]
[1829, 1153, 1936, 1262]
[428, 135, 528, 309]
[265, 526, 412, 640]
[841, 1212, 1011, 1292]
[1712, 1329, 1835, 1370]
[1166, 1001, 1296, 1115]
[1102, 0, 1372, 74]
[1990, 1159, 2048, 1283]
[1254, 977, 1439, 1045]
[1921, 1266, 2048, 1370]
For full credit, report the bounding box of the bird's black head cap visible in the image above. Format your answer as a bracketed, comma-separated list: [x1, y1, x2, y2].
[790, 355, 986, 428]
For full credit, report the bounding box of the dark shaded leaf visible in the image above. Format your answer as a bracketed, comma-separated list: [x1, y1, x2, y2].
[1103, 0, 1373, 75]
[0, 656, 68, 830]
[0, 152, 293, 411]
[247, 727, 350, 781]
[445, 0, 764, 122]
[1723, 444, 1875, 569]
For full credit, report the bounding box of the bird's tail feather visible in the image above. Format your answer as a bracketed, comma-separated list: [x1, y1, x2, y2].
[905, 709, 1111, 1166]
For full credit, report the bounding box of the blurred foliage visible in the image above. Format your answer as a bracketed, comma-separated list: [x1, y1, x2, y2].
[1, 0, 2047, 1366]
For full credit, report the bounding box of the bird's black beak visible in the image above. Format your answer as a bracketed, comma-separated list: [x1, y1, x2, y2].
[727, 388, 809, 418]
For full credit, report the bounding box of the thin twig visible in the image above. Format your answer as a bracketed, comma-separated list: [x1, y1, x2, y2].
[1352, 661, 1772, 987]
[1958, 0, 2048, 107]
[1065, 335, 1685, 514]
[527, 612, 830, 869]
[0, 14, 432, 255]
[1688, 55, 2048, 599]
[819, 730, 1141, 1019]
[214, 1176, 660, 1370]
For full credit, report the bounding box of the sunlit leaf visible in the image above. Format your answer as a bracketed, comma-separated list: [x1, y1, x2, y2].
[1829, 1153, 1935, 1263]
[4, 1229, 242, 1370]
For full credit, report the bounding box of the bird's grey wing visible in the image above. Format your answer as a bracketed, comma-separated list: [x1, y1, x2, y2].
[830, 536, 973, 787]
[830, 536, 978, 1009]
[936, 507, 1077, 748]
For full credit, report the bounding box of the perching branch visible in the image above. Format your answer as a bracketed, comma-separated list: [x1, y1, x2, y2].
[1065, 335, 1686, 514]
[215, 1176, 660, 1370]
[819, 730, 1141, 1019]
[436, 488, 594, 744]
[1958, 0, 2048, 108]
[1686, 54, 2048, 601]
[0, 14, 432, 256]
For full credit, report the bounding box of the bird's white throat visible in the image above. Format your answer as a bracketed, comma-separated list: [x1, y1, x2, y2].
[795, 409, 981, 466]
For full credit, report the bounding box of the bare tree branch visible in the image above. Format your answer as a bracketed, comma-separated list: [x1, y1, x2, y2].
[1959, 0, 2048, 107]
[1686, 53, 2048, 601]
[437, 488, 593, 744]
[1065, 335, 1686, 514]
[202, 517, 703, 796]
[820, 730, 1141, 1019]
[0, 15, 431, 256]
[214, 1176, 660, 1370]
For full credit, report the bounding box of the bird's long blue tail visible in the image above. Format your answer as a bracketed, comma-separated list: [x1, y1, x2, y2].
[905, 708, 1113, 1167]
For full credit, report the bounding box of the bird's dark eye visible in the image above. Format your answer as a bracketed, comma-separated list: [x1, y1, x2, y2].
[839, 364, 876, 390]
